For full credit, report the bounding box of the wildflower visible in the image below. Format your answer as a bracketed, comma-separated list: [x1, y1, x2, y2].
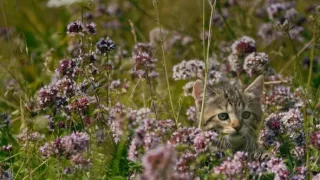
[70, 154, 91, 168]
[17, 129, 42, 144]
[292, 146, 305, 160]
[227, 53, 242, 72]
[243, 52, 269, 76]
[132, 43, 157, 78]
[258, 129, 276, 147]
[40, 132, 89, 158]
[0, 169, 12, 180]
[257, 23, 281, 44]
[55, 77, 77, 97]
[56, 59, 78, 77]
[266, 3, 293, 21]
[208, 70, 226, 85]
[313, 173, 320, 180]
[186, 106, 197, 122]
[68, 97, 91, 115]
[67, 21, 86, 35]
[263, 85, 302, 111]
[265, 113, 283, 134]
[213, 152, 248, 179]
[266, 157, 289, 180]
[85, 22, 96, 34]
[231, 36, 256, 57]
[133, 52, 157, 78]
[110, 80, 121, 90]
[248, 161, 264, 176]
[311, 131, 320, 148]
[175, 152, 196, 179]
[140, 145, 176, 180]
[96, 37, 116, 54]
[281, 108, 303, 131]
[275, 20, 292, 32]
[173, 60, 205, 80]
[133, 43, 152, 57]
[45, 115, 55, 132]
[37, 85, 58, 109]
[1, 145, 13, 152]
[183, 81, 194, 97]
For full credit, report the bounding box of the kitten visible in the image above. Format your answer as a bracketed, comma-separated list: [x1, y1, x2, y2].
[193, 76, 264, 153]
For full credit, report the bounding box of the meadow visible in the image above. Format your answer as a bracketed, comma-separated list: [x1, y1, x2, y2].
[0, 0, 320, 179]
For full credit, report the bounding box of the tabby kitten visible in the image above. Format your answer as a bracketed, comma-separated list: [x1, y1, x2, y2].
[193, 75, 264, 153]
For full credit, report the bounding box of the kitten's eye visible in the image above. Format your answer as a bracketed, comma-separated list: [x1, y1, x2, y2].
[218, 113, 229, 120]
[241, 111, 251, 119]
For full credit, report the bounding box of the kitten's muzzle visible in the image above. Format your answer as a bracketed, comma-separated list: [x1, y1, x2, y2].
[231, 119, 242, 132]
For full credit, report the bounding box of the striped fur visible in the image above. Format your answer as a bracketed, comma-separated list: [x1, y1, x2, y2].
[193, 76, 264, 154]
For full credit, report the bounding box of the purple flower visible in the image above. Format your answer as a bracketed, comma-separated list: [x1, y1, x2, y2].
[243, 52, 269, 76]
[231, 36, 256, 57]
[40, 132, 89, 158]
[85, 22, 96, 34]
[140, 145, 176, 180]
[37, 85, 58, 109]
[257, 23, 282, 44]
[213, 152, 248, 179]
[67, 21, 85, 35]
[57, 59, 78, 77]
[186, 106, 197, 122]
[96, 37, 116, 54]
[173, 60, 205, 80]
[266, 157, 289, 180]
[311, 131, 320, 148]
[132, 43, 157, 79]
[265, 113, 283, 134]
[68, 97, 91, 114]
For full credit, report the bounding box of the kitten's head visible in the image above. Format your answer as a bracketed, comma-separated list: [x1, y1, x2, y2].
[193, 76, 264, 151]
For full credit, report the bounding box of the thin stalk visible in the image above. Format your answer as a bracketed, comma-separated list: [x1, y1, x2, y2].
[286, 29, 313, 180]
[286, 32, 303, 85]
[147, 76, 157, 117]
[216, 2, 236, 39]
[306, 20, 317, 179]
[307, 22, 316, 89]
[106, 54, 110, 107]
[199, 0, 216, 128]
[153, 1, 177, 123]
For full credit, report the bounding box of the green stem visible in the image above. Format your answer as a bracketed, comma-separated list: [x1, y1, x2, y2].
[199, 0, 216, 128]
[153, 1, 177, 124]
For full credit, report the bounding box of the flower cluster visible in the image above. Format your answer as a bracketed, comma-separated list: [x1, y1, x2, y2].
[258, 1, 306, 43]
[57, 59, 78, 78]
[231, 36, 256, 57]
[67, 21, 96, 35]
[213, 152, 248, 179]
[132, 43, 158, 78]
[40, 132, 89, 158]
[139, 144, 177, 180]
[228, 36, 257, 72]
[311, 131, 320, 148]
[263, 85, 303, 111]
[186, 106, 197, 122]
[266, 157, 290, 180]
[243, 52, 269, 76]
[96, 37, 116, 54]
[173, 60, 204, 80]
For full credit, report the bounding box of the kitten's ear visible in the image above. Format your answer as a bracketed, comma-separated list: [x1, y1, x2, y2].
[244, 75, 264, 98]
[193, 80, 204, 111]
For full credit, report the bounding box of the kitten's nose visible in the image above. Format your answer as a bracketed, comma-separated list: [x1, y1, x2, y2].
[231, 120, 242, 132]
